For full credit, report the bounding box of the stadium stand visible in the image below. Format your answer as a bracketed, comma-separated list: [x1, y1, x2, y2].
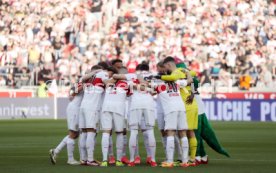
[0, 0, 275, 91]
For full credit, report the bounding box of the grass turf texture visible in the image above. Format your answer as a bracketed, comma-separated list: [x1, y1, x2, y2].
[1, 120, 276, 173]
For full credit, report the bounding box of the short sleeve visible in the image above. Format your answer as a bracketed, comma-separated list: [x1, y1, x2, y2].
[176, 79, 188, 88]
[125, 73, 137, 81]
[99, 71, 109, 81]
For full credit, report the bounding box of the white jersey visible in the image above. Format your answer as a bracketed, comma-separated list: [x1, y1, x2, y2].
[68, 91, 84, 108]
[125, 72, 154, 111]
[80, 71, 109, 111]
[153, 79, 164, 114]
[153, 80, 185, 115]
[102, 80, 130, 116]
[195, 94, 205, 115]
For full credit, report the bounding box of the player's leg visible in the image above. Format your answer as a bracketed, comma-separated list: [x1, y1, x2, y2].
[186, 108, 199, 166]
[178, 130, 189, 167]
[49, 135, 69, 164]
[174, 134, 183, 163]
[128, 129, 138, 166]
[114, 113, 125, 166]
[79, 129, 87, 165]
[100, 111, 112, 166]
[66, 108, 80, 165]
[78, 108, 87, 165]
[141, 119, 151, 163]
[86, 111, 99, 166]
[67, 130, 80, 165]
[160, 130, 167, 160]
[177, 111, 190, 167]
[86, 128, 97, 166]
[157, 112, 167, 159]
[128, 109, 140, 166]
[187, 130, 197, 164]
[161, 112, 177, 168]
[49, 107, 78, 165]
[144, 109, 157, 167]
[108, 130, 115, 164]
[121, 128, 130, 164]
[141, 128, 151, 164]
[134, 134, 140, 164]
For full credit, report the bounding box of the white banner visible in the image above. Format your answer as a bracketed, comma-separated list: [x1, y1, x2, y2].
[0, 98, 54, 119]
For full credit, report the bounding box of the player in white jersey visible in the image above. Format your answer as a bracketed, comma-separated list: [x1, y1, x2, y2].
[155, 62, 183, 165]
[153, 65, 194, 168]
[154, 62, 167, 160]
[78, 65, 111, 166]
[100, 67, 130, 167]
[49, 82, 84, 165]
[113, 64, 157, 167]
[107, 63, 130, 165]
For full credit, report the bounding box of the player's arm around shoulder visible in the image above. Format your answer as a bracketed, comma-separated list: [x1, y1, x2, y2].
[178, 68, 193, 87]
[112, 74, 127, 80]
[160, 69, 183, 81]
[81, 69, 102, 82]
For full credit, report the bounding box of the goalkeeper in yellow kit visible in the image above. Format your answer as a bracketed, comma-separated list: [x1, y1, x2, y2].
[154, 56, 198, 166]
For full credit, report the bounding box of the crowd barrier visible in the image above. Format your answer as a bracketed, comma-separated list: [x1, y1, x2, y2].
[0, 98, 275, 122]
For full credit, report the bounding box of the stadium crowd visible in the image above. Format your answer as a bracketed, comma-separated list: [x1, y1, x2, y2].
[0, 0, 276, 89]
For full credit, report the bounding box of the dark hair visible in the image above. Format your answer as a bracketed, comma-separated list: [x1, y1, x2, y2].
[111, 59, 123, 65]
[107, 66, 118, 74]
[118, 66, 128, 74]
[91, 65, 103, 70]
[136, 64, 142, 71]
[139, 64, 149, 71]
[163, 56, 175, 64]
[97, 61, 109, 70]
[157, 61, 164, 67]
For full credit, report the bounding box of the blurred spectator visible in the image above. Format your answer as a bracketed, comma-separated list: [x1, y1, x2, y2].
[261, 66, 273, 87]
[126, 55, 138, 73]
[6, 74, 15, 88]
[37, 80, 48, 98]
[112, 59, 123, 71]
[0, 0, 275, 90]
[38, 64, 52, 83]
[239, 70, 252, 90]
[12, 67, 31, 88]
[0, 75, 6, 86]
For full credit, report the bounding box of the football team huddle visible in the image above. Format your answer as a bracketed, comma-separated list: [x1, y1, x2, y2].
[49, 56, 216, 168]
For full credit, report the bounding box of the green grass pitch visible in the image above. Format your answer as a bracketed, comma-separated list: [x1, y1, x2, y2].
[1, 120, 276, 173]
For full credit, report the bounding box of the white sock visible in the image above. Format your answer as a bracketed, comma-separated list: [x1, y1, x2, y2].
[175, 135, 182, 161]
[147, 129, 156, 162]
[55, 135, 69, 154]
[135, 136, 139, 157]
[79, 132, 87, 161]
[67, 137, 75, 161]
[108, 135, 114, 157]
[181, 137, 189, 163]
[166, 136, 175, 163]
[129, 130, 138, 162]
[116, 133, 124, 161]
[162, 136, 167, 159]
[101, 133, 110, 161]
[142, 131, 150, 157]
[86, 132, 96, 162]
[122, 134, 127, 157]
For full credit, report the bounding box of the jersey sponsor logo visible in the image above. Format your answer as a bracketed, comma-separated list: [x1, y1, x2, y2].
[155, 82, 180, 95]
[106, 80, 129, 95]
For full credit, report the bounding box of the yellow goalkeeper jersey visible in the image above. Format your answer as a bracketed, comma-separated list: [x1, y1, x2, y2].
[161, 68, 198, 111]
